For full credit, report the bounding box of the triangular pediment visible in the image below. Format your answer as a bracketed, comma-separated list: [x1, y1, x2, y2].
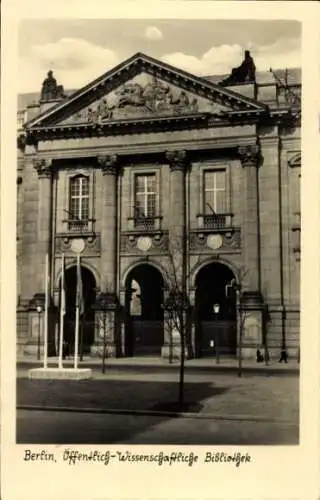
[25, 52, 267, 130]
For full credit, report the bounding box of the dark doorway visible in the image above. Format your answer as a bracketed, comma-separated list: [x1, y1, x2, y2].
[195, 262, 237, 357]
[60, 266, 96, 355]
[125, 264, 164, 356]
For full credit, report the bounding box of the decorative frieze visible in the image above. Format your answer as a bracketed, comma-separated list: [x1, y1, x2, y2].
[238, 144, 261, 168]
[33, 158, 53, 178]
[189, 229, 241, 252]
[97, 154, 118, 175]
[166, 150, 188, 172]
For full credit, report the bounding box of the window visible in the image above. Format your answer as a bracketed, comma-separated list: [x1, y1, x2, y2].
[69, 175, 89, 230]
[203, 170, 227, 229]
[134, 174, 157, 227]
[204, 170, 226, 214]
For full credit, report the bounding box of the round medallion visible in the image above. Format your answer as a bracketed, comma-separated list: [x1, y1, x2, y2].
[137, 236, 152, 252]
[207, 234, 223, 250]
[70, 238, 85, 254]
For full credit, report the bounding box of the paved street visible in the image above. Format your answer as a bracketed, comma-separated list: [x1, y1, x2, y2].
[17, 409, 298, 445]
[17, 370, 299, 444]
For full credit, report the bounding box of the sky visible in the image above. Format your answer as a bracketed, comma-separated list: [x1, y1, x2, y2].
[18, 19, 301, 94]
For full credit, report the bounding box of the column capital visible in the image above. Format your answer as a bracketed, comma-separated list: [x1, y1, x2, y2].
[166, 150, 188, 172]
[33, 158, 52, 178]
[238, 144, 261, 168]
[97, 154, 118, 175]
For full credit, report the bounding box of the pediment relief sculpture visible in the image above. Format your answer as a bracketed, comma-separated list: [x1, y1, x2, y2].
[61, 75, 218, 125]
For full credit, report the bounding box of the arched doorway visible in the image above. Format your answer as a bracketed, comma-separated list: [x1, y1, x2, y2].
[125, 264, 164, 356]
[195, 262, 237, 357]
[60, 266, 96, 355]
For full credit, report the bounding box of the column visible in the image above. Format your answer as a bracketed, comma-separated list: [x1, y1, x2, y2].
[93, 155, 119, 357]
[238, 144, 265, 358]
[162, 150, 188, 359]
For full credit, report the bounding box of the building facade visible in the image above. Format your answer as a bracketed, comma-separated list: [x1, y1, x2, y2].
[17, 51, 301, 360]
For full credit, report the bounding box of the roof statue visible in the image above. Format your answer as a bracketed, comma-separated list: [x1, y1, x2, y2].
[220, 50, 256, 86]
[40, 70, 65, 102]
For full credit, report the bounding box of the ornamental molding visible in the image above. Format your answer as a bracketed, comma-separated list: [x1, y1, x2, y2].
[165, 150, 188, 172]
[287, 151, 301, 168]
[189, 229, 241, 252]
[238, 144, 261, 168]
[120, 231, 168, 254]
[55, 234, 101, 256]
[33, 158, 53, 178]
[97, 154, 119, 175]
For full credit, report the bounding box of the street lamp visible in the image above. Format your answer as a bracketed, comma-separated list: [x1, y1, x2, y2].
[36, 305, 42, 361]
[213, 303, 220, 364]
[213, 303, 220, 315]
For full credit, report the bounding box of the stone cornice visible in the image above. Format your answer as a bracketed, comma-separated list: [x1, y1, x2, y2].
[22, 108, 299, 146]
[238, 144, 261, 168]
[25, 113, 210, 142]
[33, 158, 53, 178]
[23, 135, 258, 163]
[97, 154, 118, 175]
[166, 150, 188, 172]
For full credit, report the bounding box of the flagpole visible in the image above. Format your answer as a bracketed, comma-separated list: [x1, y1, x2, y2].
[58, 254, 65, 369]
[43, 254, 49, 369]
[74, 254, 80, 369]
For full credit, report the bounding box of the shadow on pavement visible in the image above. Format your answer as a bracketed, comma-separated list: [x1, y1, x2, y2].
[16, 378, 229, 444]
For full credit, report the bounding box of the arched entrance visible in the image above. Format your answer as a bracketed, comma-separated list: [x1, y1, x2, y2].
[125, 264, 164, 356]
[60, 266, 96, 355]
[195, 262, 237, 357]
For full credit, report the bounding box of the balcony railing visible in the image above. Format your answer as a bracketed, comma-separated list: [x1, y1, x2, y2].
[66, 219, 93, 233]
[197, 213, 233, 230]
[128, 216, 162, 232]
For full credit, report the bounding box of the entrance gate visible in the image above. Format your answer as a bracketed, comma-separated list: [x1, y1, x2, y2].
[195, 262, 237, 357]
[125, 264, 164, 356]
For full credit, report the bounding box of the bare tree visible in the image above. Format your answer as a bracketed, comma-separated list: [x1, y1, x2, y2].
[163, 235, 195, 407]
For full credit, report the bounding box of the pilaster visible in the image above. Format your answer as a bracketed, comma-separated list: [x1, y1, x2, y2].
[166, 150, 188, 285]
[97, 154, 118, 294]
[33, 157, 53, 294]
[238, 144, 261, 292]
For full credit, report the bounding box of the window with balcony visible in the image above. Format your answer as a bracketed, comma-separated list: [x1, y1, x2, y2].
[203, 169, 228, 229]
[134, 174, 157, 230]
[68, 175, 90, 232]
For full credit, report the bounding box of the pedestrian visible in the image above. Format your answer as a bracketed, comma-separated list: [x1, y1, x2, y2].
[62, 340, 70, 360]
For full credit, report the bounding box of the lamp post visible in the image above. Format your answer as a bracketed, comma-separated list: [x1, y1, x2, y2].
[213, 302, 220, 364]
[36, 305, 42, 361]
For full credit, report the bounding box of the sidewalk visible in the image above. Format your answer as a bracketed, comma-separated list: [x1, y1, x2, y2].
[17, 355, 299, 376]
